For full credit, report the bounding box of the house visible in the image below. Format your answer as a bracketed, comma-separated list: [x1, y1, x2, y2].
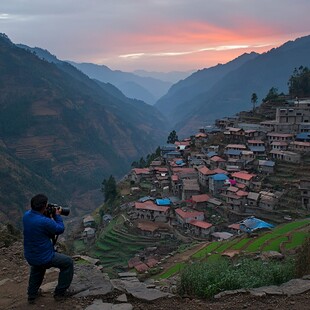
[207, 197, 223, 209]
[209, 173, 229, 197]
[210, 156, 226, 169]
[211, 232, 233, 241]
[175, 208, 204, 227]
[267, 132, 294, 144]
[221, 186, 248, 212]
[137, 221, 160, 237]
[188, 220, 213, 238]
[182, 179, 200, 200]
[134, 201, 170, 222]
[270, 141, 288, 151]
[198, 166, 211, 187]
[225, 144, 247, 151]
[300, 179, 310, 211]
[191, 194, 211, 210]
[247, 140, 266, 157]
[160, 144, 176, 157]
[82, 227, 96, 243]
[83, 215, 95, 227]
[269, 150, 301, 163]
[231, 172, 255, 187]
[239, 217, 274, 234]
[289, 141, 310, 153]
[258, 160, 275, 174]
[131, 168, 151, 184]
[258, 191, 282, 211]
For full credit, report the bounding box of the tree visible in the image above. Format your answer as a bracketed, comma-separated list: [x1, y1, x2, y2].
[288, 66, 310, 98]
[251, 93, 258, 112]
[101, 175, 118, 202]
[167, 130, 179, 144]
[263, 87, 279, 102]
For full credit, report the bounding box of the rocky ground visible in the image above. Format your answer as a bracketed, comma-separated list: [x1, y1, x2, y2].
[1, 242, 310, 310]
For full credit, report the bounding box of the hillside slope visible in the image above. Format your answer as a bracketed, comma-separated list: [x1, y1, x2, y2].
[0, 33, 167, 225]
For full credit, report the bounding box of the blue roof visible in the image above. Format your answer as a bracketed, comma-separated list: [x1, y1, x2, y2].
[296, 132, 310, 141]
[212, 173, 228, 181]
[259, 160, 275, 167]
[155, 198, 171, 206]
[161, 144, 176, 150]
[175, 160, 184, 165]
[249, 146, 266, 152]
[225, 149, 241, 156]
[207, 151, 217, 157]
[239, 217, 274, 233]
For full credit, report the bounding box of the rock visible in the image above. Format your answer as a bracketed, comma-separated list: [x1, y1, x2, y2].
[0, 278, 13, 286]
[70, 264, 113, 297]
[73, 255, 100, 265]
[110, 279, 172, 301]
[116, 293, 128, 302]
[249, 285, 283, 295]
[280, 278, 310, 295]
[214, 288, 247, 299]
[85, 299, 133, 310]
[118, 272, 137, 278]
[41, 281, 57, 292]
[260, 251, 284, 261]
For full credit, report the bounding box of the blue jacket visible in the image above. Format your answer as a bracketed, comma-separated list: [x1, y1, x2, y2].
[23, 210, 65, 266]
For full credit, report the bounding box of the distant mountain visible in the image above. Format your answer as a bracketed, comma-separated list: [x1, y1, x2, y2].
[69, 62, 172, 105]
[155, 35, 310, 136]
[155, 52, 259, 122]
[0, 34, 168, 225]
[133, 69, 194, 83]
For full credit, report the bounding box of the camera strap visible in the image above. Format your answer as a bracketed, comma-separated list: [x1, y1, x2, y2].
[52, 234, 59, 246]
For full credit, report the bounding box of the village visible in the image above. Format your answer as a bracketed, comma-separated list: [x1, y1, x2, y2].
[79, 97, 310, 272]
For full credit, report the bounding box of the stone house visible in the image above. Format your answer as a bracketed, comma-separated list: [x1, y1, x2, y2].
[267, 132, 294, 145]
[231, 172, 255, 187]
[182, 179, 200, 200]
[258, 191, 281, 211]
[191, 194, 211, 210]
[269, 150, 301, 163]
[289, 141, 310, 153]
[209, 173, 229, 197]
[270, 141, 288, 151]
[210, 156, 226, 169]
[134, 201, 170, 222]
[188, 220, 214, 238]
[258, 160, 275, 174]
[83, 215, 95, 227]
[131, 168, 151, 184]
[175, 208, 204, 227]
[82, 227, 96, 243]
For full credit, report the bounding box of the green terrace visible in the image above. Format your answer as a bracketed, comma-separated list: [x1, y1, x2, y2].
[157, 219, 310, 280]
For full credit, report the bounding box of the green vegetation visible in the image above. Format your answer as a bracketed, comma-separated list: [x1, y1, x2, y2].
[288, 66, 310, 97]
[179, 257, 294, 299]
[158, 262, 186, 279]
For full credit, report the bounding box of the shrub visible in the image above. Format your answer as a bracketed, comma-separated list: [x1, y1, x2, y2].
[295, 237, 310, 277]
[178, 257, 294, 299]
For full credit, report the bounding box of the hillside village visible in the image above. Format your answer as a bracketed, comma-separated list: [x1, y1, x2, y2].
[78, 97, 310, 274]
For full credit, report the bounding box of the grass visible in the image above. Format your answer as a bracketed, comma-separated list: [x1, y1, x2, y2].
[157, 262, 186, 279]
[262, 236, 288, 252]
[192, 242, 220, 259]
[179, 257, 295, 299]
[285, 232, 308, 250]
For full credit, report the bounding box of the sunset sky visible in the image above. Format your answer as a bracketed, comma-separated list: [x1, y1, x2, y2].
[1, 0, 310, 72]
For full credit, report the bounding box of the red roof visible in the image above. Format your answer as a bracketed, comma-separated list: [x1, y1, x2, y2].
[267, 133, 294, 138]
[236, 190, 249, 197]
[228, 223, 240, 230]
[210, 156, 226, 162]
[248, 140, 264, 144]
[192, 194, 211, 203]
[171, 174, 179, 182]
[195, 132, 208, 138]
[134, 262, 149, 273]
[198, 166, 211, 175]
[189, 220, 212, 229]
[213, 168, 228, 174]
[145, 258, 158, 268]
[133, 168, 150, 175]
[232, 172, 254, 181]
[155, 167, 168, 172]
[175, 208, 204, 219]
[137, 222, 160, 232]
[135, 201, 169, 212]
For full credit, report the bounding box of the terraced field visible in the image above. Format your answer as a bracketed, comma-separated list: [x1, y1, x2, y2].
[86, 216, 177, 273]
[158, 219, 310, 279]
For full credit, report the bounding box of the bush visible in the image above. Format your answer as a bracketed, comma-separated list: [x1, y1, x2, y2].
[295, 237, 310, 277]
[178, 257, 294, 299]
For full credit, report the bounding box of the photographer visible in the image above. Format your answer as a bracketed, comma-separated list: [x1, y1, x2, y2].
[23, 194, 74, 304]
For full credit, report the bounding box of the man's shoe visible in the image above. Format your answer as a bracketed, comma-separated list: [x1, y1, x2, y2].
[53, 289, 75, 301]
[28, 288, 43, 304]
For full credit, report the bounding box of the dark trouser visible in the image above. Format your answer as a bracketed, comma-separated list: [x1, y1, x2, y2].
[28, 253, 74, 298]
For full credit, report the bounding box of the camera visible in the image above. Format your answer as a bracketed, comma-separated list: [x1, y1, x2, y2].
[45, 203, 70, 217]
